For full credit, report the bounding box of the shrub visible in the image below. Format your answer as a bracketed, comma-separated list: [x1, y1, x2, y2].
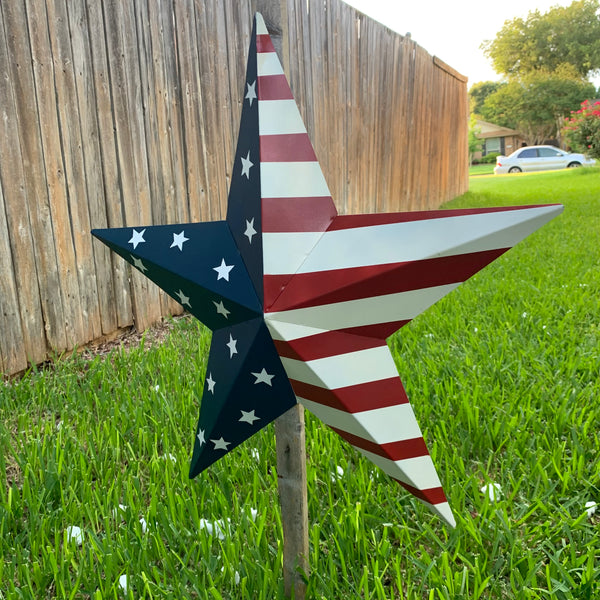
[481, 152, 501, 164]
[562, 100, 600, 159]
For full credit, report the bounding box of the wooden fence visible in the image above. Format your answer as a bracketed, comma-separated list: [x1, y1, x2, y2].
[0, 0, 468, 376]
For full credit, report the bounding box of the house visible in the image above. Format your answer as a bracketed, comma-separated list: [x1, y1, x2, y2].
[473, 119, 526, 160]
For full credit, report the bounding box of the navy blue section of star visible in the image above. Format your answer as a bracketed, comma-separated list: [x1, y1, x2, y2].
[226, 17, 263, 305]
[91, 222, 262, 330]
[91, 17, 299, 479]
[189, 317, 297, 476]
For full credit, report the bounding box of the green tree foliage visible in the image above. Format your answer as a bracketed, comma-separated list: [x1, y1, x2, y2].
[469, 81, 506, 115]
[480, 70, 596, 144]
[482, 0, 600, 79]
[468, 114, 483, 163]
[563, 100, 600, 158]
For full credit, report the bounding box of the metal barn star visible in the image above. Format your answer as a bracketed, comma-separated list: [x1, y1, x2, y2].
[92, 13, 562, 527]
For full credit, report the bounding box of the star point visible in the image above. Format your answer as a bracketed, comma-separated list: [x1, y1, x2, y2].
[128, 228, 146, 249]
[197, 429, 206, 446]
[170, 231, 189, 251]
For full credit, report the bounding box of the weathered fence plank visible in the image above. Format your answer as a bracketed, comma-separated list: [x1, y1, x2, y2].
[0, 0, 468, 375]
[0, 2, 46, 368]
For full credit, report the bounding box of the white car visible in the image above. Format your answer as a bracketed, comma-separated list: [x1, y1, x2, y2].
[493, 145, 596, 174]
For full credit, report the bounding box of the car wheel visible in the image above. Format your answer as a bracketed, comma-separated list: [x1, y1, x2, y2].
[567, 161, 581, 168]
[508, 166, 522, 173]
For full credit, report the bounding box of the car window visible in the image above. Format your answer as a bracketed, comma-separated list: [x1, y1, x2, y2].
[517, 148, 538, 158]
[538, 148, 562, 157]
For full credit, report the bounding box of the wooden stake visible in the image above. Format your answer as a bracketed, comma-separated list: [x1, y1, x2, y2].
[274, 405, 309, 598]
[256, 2, 309, 597]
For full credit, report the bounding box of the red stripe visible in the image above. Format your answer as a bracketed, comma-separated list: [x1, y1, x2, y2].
[338, 321, 410, 339]
[331, 427, 429, 461]
[260, 134, 317, 162]
[393, 479, 448, 505]
[257, 74, 294, 100]
[262, 197, 337, 232]
[256, 34, 275, 53]
[273, 330, 383, 361]
[265, 249, 508, 312]
[291, 377, 408, 413]
[327, 205, 560, 231]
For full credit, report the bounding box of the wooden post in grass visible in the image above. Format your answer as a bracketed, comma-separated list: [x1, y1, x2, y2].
[257, 3, 309, 597]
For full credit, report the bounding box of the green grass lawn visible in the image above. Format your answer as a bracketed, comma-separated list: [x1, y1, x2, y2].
[1, 168, 599, 599]
[468, 164, 495, 176]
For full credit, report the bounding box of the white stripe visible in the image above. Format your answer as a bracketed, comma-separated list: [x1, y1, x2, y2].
[258, 100, 307, 135]
[298, 396, 422, 445]
[263, 205, 562, 274]
[357, 448, 443, 491]
[280, 346, 397, 389]
[255, 14, 269, 35]
[262, 232, 322, 284]
[426, 502, 456, 527]
[260, 162, 331, 198]
[265, 319, 327, 342]
[264, 284, 459, 332]
[257, 52, 284, 76]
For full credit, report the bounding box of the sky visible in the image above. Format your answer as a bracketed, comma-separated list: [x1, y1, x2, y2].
[342, 0, 599, 89]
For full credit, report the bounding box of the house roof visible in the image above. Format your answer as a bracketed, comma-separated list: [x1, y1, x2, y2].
[475, 119, 521, 139]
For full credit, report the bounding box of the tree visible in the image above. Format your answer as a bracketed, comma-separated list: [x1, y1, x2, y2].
[482, 0, 600, 79]
[469, 81, 506, 116]
[563, 100, 600, 158]
[480, 70, 596, 144]
[468, 115, 483, 164]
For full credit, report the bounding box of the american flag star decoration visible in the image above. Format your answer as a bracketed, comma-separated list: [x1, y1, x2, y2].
[92, 13, 563, 527]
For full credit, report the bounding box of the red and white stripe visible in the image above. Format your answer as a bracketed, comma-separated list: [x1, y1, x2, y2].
[255, 14, 563, 527]
[256, 15, 337, 309]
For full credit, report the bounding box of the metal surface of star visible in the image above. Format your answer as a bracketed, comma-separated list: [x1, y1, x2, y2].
[92, 13, 563, 527]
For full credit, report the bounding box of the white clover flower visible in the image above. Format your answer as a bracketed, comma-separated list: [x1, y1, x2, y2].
[249, 507, 258, 522]
[118, 574, 128, 592]
[480, 482, 502, 502]
[522, 312, 528, 318]
[154, 384, 160, 392]
[139, 517, 147, 534]
[111, 504, 127, 518]
[330, 465, 345, 481]
[199, 518, 229, 540]
[585, 501, 597, 518]
[473, 327, 478, 333]
[66, 525, 84, 545]
[250, 448, 260, 462]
